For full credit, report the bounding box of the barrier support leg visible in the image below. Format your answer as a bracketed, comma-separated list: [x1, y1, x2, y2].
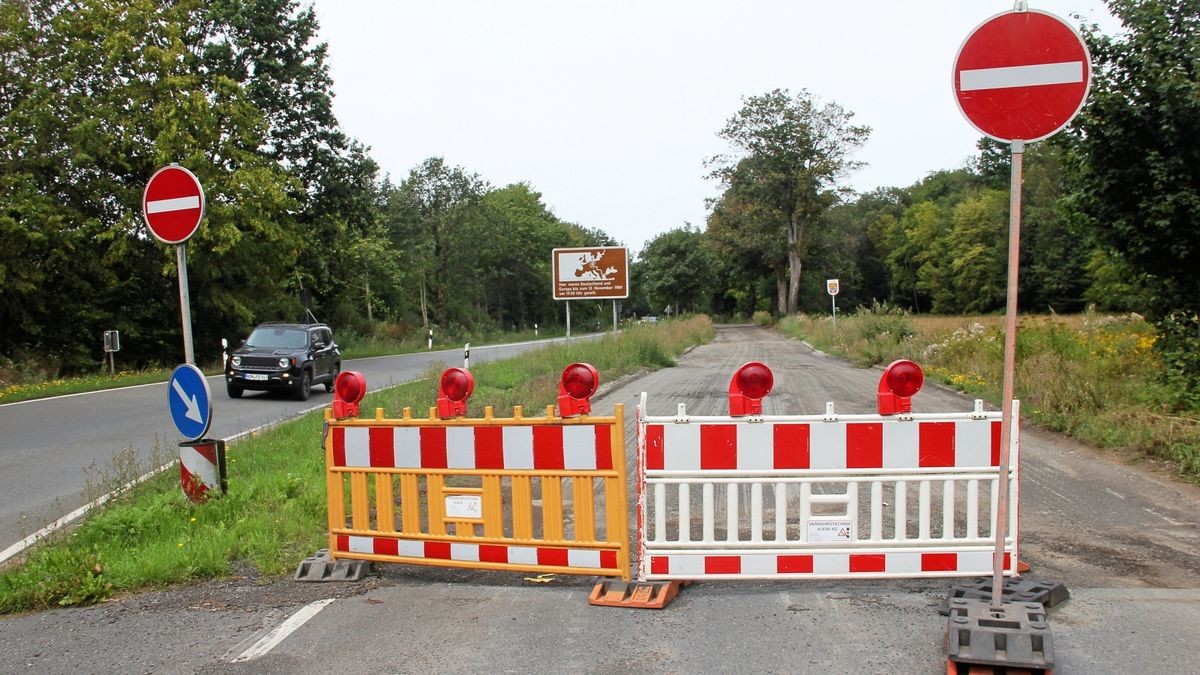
[588, 579, 691, 609]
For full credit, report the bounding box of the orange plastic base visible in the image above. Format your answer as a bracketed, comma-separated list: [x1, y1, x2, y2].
[588, 579, 691, 609]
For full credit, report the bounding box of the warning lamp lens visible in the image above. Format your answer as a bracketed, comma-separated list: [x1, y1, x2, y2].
[440, 368, 472, 402]
[735, 362, 774, 400]
[886, 360, 924, 398]
[562, 363, 598, 399]
[334, 371, 366, 403]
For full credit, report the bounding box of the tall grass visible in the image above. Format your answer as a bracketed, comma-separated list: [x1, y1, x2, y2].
[0, 316, 713, 613]
[778, 306, 1199, 481]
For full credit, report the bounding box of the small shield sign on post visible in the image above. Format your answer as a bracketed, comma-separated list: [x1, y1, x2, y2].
[827, 279, 840, 296]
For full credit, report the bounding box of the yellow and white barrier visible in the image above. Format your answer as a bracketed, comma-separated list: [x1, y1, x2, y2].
[324, 403, 630, 580]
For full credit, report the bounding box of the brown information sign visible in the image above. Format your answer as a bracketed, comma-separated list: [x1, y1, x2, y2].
[552, 247, 629, 300]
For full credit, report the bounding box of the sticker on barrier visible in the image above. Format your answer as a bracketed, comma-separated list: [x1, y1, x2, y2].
[636, 361, 1020, 582]
[322, 364, 630, 581]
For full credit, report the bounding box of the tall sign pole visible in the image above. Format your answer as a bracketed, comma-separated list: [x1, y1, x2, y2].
[143, 164, 206, 364]
[826, 279, 839, 327]
[953, 6, 1090, 609]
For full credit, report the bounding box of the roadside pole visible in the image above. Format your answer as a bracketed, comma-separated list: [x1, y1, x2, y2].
[177, 243, 195, 364]
[992, 142, 1023, 605]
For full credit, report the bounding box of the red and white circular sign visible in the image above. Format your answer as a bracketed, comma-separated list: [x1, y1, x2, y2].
[142, 165, 205, 244]
[953, 9, 1091, 143]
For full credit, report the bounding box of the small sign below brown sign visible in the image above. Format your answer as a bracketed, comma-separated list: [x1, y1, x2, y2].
[552, 247, 629, 300]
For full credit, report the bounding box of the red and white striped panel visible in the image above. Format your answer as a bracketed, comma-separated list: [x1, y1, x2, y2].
[180, 443, 221, 502]
[331, 424, 614, 471]
[334, 534, 619, 572]
[645, 550, 1013, 578]
[644, 418, 1001, 471]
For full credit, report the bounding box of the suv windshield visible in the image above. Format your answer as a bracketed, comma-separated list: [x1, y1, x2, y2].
[246, 327, 308, 349]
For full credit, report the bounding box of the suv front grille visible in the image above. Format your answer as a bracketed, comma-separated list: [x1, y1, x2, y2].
[239, 356, 288, 370]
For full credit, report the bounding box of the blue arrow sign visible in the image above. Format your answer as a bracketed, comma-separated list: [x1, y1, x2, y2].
[168, 363, 212, 441]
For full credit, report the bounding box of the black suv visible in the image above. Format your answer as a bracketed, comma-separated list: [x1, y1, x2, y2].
[225, 322, 341, 401]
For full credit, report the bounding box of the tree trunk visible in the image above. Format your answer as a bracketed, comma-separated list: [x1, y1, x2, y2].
[787, 213, 804, 314]
[776, 278, 787, 317]
[364, 278, 373, 323]
[419, 274, 429, 328]
[788, 250, 803, 314]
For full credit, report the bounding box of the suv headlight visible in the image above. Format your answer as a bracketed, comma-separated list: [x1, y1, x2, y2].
[231, 355, 242, 367]
[278, 357, 290, 368]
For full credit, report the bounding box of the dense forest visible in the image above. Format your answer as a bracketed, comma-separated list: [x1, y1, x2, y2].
[1, 1, 1197, 400]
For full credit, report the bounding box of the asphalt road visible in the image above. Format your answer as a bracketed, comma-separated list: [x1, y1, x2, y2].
[1, 325, 1198, 673]
[0, 335, 587, 552]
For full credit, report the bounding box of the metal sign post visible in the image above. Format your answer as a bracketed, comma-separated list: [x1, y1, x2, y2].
[102, 330, 120, 375]
[176, 244, 194, 364]
[992, 142, 1023, 605]
[827, 279, 839, 327]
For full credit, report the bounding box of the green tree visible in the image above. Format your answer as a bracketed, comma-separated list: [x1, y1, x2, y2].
[385, 158, 489, 329]
[202, 0, 375, 318]
[706, 172, 787, 314]
[944, 189, 1008, 314]
[707, 89, 870, 314]
[1071, 0, 1200, 400]
[478, 183, 572, 330]
[0, 0, 299, 370]
[819, 187, 905, 311]
[636, 225, 718, 315]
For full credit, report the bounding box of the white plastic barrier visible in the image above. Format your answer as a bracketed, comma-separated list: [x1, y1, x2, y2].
[636, 395, 1019, 580]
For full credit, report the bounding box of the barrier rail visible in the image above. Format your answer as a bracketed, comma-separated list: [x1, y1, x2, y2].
[324, 403, 630, 580]
[637, 396, 1019, 581]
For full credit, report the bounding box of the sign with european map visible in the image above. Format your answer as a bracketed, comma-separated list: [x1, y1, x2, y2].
[552, 247, 629, 300]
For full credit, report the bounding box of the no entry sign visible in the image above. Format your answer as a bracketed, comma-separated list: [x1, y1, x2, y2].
[143, 165, 205, 244]
[953, 9, 1091, 142]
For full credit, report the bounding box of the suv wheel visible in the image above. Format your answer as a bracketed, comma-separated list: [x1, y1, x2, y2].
[227, 383, 243, 399]
[295, 370, 311, 401]
[325, 363, 340, 392]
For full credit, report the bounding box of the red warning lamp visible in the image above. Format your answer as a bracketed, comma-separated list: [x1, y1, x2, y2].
[437, 367, 475, 418]
[558, 362, 599, 417]
[728, 361, 774, 416]
[877, 359, 924, 415]
[332, 371, 367, 419]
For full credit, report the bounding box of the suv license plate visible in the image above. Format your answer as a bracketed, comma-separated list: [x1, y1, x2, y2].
[245, 373, 268, 381]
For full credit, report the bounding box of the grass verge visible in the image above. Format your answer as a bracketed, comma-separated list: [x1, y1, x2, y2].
[777, 305, 1199, 482]
[0, 317, 713, 614]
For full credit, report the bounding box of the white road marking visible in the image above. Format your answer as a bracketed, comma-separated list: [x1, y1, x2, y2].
[1143, 507, 1183, 526]
[960, 61, 1083, 91]
[232, 598, 335, 662]
[146, 196, 200, 213]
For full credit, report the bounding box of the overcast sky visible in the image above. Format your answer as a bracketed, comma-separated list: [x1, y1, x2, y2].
[310, 1, 1121, 256]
